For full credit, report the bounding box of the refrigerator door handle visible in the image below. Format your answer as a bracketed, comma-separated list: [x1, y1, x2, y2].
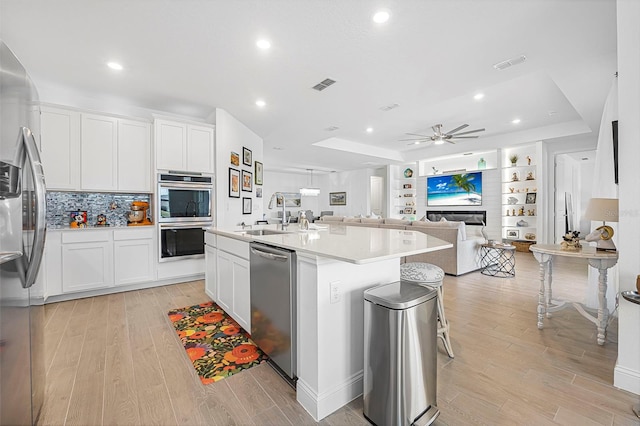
[21, 127, 47, 289]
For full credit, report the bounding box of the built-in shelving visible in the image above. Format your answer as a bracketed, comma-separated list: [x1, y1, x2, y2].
[391, 165, 417, 219]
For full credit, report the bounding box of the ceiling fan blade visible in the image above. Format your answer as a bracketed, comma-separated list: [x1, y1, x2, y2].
[406, 140, 432, 146]
[449, 136, 480, 139]
[444, 124, 468, 135]
[452, 128, 485, 136]
[405, 133, 431, 138]
[398, 138, 430, 142]
[446, 139, 457, 144]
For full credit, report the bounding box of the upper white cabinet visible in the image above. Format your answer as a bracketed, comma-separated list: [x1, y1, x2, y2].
[40, 106, 80, 190]
[117, 119, 152, 192]
[81, 113, 118, 191]
[155, 119, 214, 173]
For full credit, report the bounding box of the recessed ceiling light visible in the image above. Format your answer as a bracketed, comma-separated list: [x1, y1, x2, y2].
[414, 141, 420, 145]
[107, 62, 123, 71]
[373, 10, 390, 23]
[366, 127, 373, 133]
[474, 93, 485, 100]
[255, 99, 266, 108]
[512, 118, 521, 124]
[256, 39, 271, 50]
[434, 140, 445, 145]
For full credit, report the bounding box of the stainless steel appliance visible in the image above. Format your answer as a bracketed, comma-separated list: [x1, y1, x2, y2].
[159, 222, 209, 261]
[363, 282, 439, 426]
[158, 172, 213, 223]
[0, 41, 46, 426]
[249, 243, 296, 381]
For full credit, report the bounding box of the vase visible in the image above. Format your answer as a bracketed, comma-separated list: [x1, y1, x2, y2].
[477, 157, 486, 169]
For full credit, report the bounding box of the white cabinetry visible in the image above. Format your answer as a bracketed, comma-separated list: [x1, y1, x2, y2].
[205, 233, 217, 301]
[502, 143, 544, 244]
[215, 236, 250, 331]
[81, 114, 118, 190]
[117, 119, 152, 192]
[39, 106, 80, 190]
[392, 165, 417, 219]
[155, 119, 214, 173]
[61, 230, 113, 293]
[114, 228, 155, 285]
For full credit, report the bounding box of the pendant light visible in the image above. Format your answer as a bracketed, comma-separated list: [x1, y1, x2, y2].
[300, 169, 320, 196]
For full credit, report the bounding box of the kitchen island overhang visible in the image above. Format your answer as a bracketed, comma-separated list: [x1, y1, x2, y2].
[206, 224, 452, 421]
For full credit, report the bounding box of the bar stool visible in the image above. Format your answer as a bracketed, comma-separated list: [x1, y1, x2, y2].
[400, 262, 454, 358]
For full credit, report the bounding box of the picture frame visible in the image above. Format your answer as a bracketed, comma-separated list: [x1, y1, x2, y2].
[525, 192, 537, 204]
[276, 192, 301, 207]
[329, 192, 347, 206]
[506, 229, 520, 239]
[229, 168, 240, 198]
[243, 147, 252, 166]
[403, 207, 414, 214]
[255, 161, 263, 185]
[230, 151, 240, 166]
[242, 197, 252, 214]
[256, 187, 262, 198]
[403, 183, 412, 189]
[242, 170, 253, 192]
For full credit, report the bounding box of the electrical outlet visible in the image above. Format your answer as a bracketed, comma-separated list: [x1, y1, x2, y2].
[330, 281, 341, 304]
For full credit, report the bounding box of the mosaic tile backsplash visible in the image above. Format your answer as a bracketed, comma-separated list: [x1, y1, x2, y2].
[46, 192, 152, 227]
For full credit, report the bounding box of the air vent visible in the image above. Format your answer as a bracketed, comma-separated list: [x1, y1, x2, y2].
[380, 103, 399, 111]
[493, 55, 527, 70]
[324, 126, 339, 132]
[312, 78, 337, 91]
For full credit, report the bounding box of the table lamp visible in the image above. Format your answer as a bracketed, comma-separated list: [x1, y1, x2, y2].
[584, 197, 619, 251]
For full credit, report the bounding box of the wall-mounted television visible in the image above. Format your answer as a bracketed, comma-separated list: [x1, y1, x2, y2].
[427, 172, 482, 206]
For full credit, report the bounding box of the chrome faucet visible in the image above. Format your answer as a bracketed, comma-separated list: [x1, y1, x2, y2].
[268, 192, 289, 230]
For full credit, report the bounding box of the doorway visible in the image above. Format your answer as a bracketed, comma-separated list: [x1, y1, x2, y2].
[370, 176, 384, 216]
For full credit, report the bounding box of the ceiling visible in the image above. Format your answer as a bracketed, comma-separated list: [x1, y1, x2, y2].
[0, 0, 617, 173]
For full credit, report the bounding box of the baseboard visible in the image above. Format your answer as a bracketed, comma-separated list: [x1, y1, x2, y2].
[614, 363, 640, 395]
[296, 371, 363, 421]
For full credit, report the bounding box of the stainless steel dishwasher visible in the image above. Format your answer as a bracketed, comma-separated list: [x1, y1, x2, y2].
[249, 242, 297, 382]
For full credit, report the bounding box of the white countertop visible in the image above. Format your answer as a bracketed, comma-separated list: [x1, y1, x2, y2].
[207, 224, 452, 264]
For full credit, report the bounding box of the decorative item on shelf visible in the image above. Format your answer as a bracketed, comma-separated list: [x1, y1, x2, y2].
[507, 196, 518, 204]
[506, 209, 510, 216]
[109, 201, 118, 210]
[512, 208, 516, 216]
[403, 183, 412, 189]
[477, 157, 486, 169]
[525, 192, 536, 204]
[128, 201, 151, 226]
[96, 214, 107, 226]
[405, 201, 415, 206]
[527, 209, 536, 216]
[506, 229, 519, 239]
[524, 232, 536, 241]
[526, 171, 535, 180]
[511, 171, 520, 182]
[560, 231, 582, 251]
[509, 187, 515, 193]
[70, 211, 87, 228]
[509, 154, 518, 166]
[403, 193, 413, 197]
[527, 155, 532, 165]
[584, 197, 619, 251]
[516, 219, 529, 227]
[432, 166, 439, 174]
[404, 168, 414, 178]
[518, 206, 525, 216]
[403, 207, 414, 214]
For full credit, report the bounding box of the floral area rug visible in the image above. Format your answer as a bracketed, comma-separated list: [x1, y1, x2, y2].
[168, 301, 268, 384]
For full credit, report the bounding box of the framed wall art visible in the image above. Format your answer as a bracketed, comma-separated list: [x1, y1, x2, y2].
[255, 161, 263, 185]
[506, 229, 520, 239]
[243, 147, 252, 166]
[329, 192, 346, 206]
[525, 192, 537, 204]
[242, 170, 253, 192]
[256, 187, 263, 198]
[230, 151, 240, 166]
[229, 168, 240, 198]
[243, 197, 252, 214]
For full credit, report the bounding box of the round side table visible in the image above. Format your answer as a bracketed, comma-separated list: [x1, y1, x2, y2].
[480, 243, 516, 278]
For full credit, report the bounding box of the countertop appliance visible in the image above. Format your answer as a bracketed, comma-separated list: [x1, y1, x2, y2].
[0, 41, 46, 425]
[249, 242, 297, 382]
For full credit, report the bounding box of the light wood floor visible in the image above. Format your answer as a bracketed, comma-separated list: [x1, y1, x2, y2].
[40, 252, 640, 425]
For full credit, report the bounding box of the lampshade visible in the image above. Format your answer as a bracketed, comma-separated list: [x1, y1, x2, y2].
[584, 197, 619, 222]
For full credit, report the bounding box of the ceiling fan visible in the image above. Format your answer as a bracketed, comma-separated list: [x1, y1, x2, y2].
[400, 124, 485, 146]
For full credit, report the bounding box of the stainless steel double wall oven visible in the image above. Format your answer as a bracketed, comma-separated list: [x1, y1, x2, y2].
[158, 172, 213, 261]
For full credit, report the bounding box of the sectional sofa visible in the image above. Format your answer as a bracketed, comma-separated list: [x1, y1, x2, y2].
[318, 215, 484, 276]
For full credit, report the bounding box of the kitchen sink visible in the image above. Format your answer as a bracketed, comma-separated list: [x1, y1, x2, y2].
[240, 229, 289, 236]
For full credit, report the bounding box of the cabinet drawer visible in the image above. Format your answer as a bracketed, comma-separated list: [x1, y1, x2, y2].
[62, 229, 112, 244]
[114, 227, 154, 241]
[217, 235, 249, 260]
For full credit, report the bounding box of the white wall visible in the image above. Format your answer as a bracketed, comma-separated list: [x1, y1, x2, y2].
[316, 168, 383, 217]
[614, 0, 640, 395]
[214, 108, 263, 228]
[261, 170, 320, 219]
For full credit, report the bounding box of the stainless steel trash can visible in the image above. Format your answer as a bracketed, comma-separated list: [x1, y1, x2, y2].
[363, 281, 440, 426]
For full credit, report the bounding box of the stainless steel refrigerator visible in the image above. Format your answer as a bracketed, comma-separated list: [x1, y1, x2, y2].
[0, 41, 46, 425]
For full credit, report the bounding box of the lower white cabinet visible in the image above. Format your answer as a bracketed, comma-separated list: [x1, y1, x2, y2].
[114, 228, 155, 286]
[205, 244, 217, 301]
[215, 236, 251, 332]
[61, 230, 113, 293]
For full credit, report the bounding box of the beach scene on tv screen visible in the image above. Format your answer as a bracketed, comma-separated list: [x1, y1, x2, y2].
[427, 172, 482, 206]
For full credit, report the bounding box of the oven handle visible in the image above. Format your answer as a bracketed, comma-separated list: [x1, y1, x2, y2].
[160, 222, 212, 229]
[158, 182, 213, 190]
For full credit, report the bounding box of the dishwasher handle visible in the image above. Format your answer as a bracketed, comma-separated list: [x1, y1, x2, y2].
[250, 246, 288, 262]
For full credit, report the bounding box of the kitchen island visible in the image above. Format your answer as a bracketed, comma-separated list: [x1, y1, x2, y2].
[205, 224, 452, 421]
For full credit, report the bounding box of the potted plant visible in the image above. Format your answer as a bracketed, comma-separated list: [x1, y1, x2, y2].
[509, 154, 518, 166]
